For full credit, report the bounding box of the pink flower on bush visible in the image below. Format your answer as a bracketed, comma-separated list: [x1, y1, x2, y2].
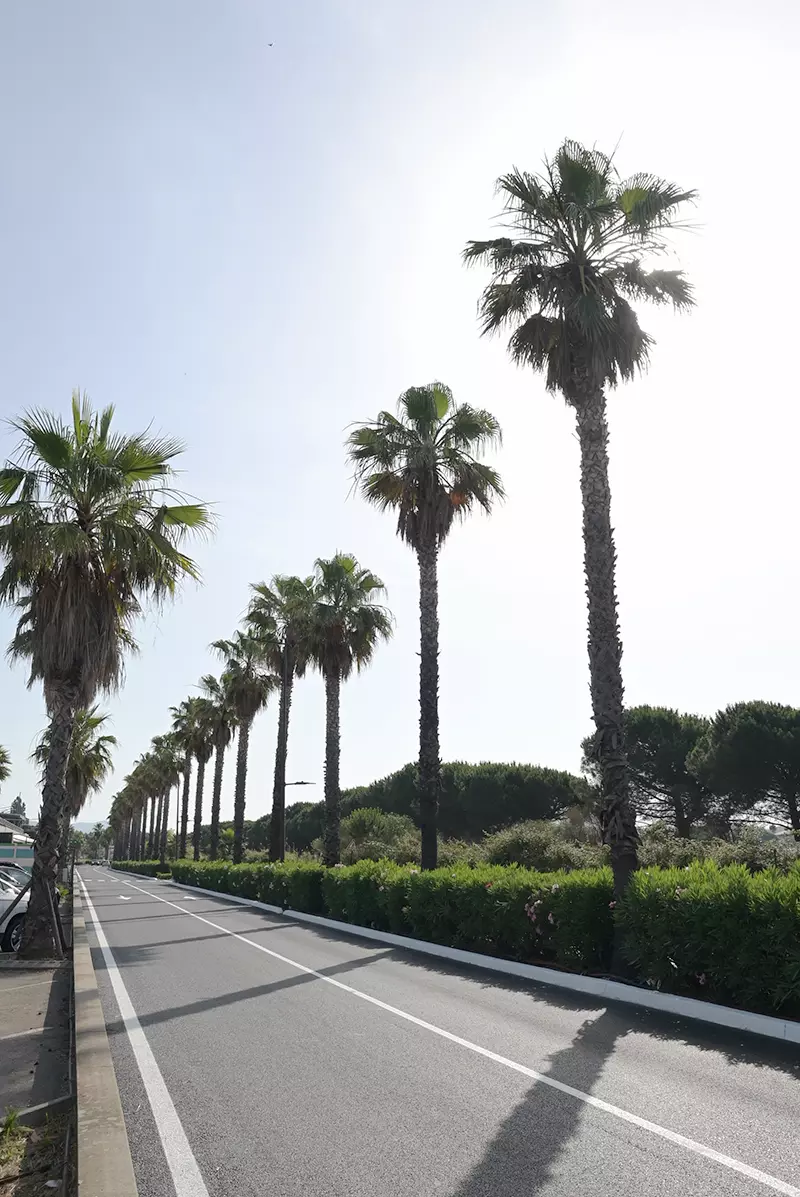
[485, 882, 493, 889]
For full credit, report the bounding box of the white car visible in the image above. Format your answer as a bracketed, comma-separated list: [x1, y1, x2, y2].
[0, 875, 27, 952]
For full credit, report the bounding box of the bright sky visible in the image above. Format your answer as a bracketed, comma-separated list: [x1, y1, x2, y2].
[1, 0, 797, 827]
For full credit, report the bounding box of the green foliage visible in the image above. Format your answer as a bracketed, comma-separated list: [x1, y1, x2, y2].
[339, 807, 419, 864]
[285, 802, 323, 852]
[483, 820, 608, 871]
[617, 862, 800, 1016]
[114, 854, 800, 1015]
[338, 760, 589, 840]
[112, 860, 163, 877]
[688, 701, 800, 835]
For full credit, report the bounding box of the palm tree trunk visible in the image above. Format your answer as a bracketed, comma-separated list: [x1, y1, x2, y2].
[232, 717, 252, 865]
[159, 789, 170, 866]
[147, 795, 157, 858]
[192, 758, 207, 862]
[179, 754, 192, 859]
[154, 792, 164, 858]
[57, 805, 71, 879]
[269, 659, 294, 862]
[323, 668, 341, 866]
[575, 390, 638, 900]
[209, 734, 227, 861]
[417, 536, 440, 871]
[139, 804, 147, 859]
[20, 696, 76, 957]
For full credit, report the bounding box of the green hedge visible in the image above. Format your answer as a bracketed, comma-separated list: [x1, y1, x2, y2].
[112, 860, 164, 877]
[111, 857, 800, 1017]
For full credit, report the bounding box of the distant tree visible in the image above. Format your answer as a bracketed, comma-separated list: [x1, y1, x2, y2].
[582, 707, 715, 836]
[212, 632, 280, 863]
[465, 142, 695, 897]
[688, 702, 800, 837]
[306, 554, 393, 865]
[285, 802, 323, 853]
[348, 382, 503, 869]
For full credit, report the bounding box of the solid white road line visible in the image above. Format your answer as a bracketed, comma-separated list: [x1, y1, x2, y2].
[115, 876, 799, 1197]
[78, 876, 210, 1197]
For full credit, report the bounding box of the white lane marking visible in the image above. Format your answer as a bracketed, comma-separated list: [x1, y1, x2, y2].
[117, 895, 131, 900]
[78, 876, 210, 1197]
[116, 877, 799, 1197]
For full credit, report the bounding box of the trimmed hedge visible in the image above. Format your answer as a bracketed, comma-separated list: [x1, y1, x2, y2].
[112, 860, 164, 877]
[111, 857, 800, 1017]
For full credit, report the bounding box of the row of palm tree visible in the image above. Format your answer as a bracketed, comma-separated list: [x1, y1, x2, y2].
[111, 554, 394, 866]
[2, 141, 694, 958]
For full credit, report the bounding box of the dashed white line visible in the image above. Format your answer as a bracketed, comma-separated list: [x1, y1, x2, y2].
[113, 875, 800, 1197]
[78, 875, 210, 1197]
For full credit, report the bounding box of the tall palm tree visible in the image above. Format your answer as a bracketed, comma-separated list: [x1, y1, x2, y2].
[464, 142, 695, 896]
[199, 673, 238, 860]
[348, 383, 503, 869]
[189, 699, 216, 861]
[245, 575, 315, 861]
[212, 633, 279, 863]
[170, 696, 206, 859]
[150, 733, 182, 866]
[0, 391, 210, 954]
[307, 554, 392, 865]
[33, 706, 117, 872]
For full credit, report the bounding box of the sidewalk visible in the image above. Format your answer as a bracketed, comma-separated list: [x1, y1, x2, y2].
[0, 961, 72, 1121]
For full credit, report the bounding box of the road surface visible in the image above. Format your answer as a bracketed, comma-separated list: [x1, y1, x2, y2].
[77, 866, 800, 1197]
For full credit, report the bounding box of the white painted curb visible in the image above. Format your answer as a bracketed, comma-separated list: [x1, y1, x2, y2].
[109, 867, 800, 1047]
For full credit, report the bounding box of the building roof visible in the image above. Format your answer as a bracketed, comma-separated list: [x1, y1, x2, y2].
[0, 815, 34, 843]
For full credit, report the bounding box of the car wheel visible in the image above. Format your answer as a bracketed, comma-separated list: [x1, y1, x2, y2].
[2, 914, 24, 953]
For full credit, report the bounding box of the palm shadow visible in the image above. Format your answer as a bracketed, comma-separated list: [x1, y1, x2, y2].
[449, 1009, 622, 1195]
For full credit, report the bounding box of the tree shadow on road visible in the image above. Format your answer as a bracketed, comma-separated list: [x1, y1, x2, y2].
[447, 1009, 622, 1196]
[97, 948, 394, 1037]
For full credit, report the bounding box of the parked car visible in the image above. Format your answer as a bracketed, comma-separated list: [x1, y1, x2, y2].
[0, 875, 27, 952]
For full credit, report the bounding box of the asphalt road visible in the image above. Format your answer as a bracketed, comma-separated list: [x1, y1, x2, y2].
[77, 865, 800, 1197]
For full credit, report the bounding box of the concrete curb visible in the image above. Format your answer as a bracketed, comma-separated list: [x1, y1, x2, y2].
[110, 866, 800, 1047]
[73, 887, 139, 1197]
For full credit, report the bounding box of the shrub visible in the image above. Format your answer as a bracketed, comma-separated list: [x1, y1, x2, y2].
[322, 859, 411, 933]
[616, 861, 800, 1016]
[483, 821, 607, 871]
[112, 860, 163, 876]
[283, 860, 326, 914]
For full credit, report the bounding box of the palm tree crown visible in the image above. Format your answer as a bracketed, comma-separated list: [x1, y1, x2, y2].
[464, 140, 695, 397]
[212, 633, 280, 723]
[347, 382, 504, 549]
[0, 391, 212, 709]
[0, 746, 10, 785]
[33, 705, 116, 816]
[307, 555, 393, 680]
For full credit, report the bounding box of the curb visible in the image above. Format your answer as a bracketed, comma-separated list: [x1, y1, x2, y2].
[110, 867, 800, 1048]
[73, 886, 139, 1196]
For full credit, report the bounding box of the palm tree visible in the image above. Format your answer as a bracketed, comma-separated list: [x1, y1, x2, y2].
[307, 554, 392, 865]
[464, 141, 695, 896]
[150, 733, 182, 866]
[0, 391, 210, 954]
[348, 383, 503, 869]
[189, 699, 216, 861]
[170, 696, 206, 859]
[199, 674, 238, 860]
[245, 575, 315, 861]
[211, 633, 279, 863]
[0, 746, 10, 786]
[33, 706, 117, 874]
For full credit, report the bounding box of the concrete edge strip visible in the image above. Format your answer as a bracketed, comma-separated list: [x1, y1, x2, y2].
[110, 868, 800, 1046]
[73, 887, 139, 1196]
[16, 1095, 73, 1129]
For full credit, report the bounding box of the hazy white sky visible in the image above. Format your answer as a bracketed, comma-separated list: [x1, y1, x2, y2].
[1, 0, 798, 826]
